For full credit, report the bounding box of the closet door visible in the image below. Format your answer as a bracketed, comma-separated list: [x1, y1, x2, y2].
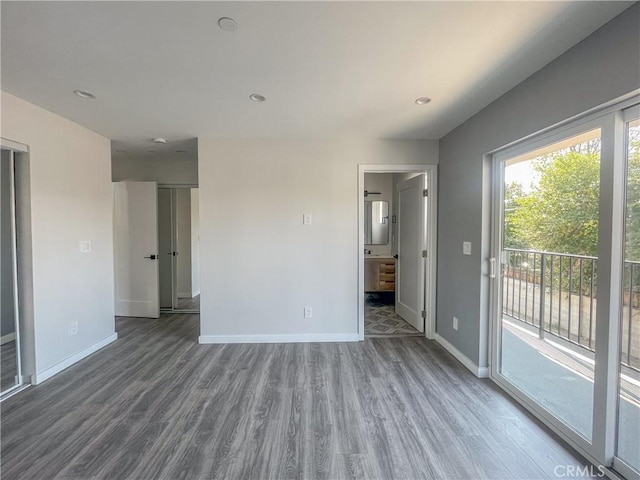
[1, 148, 22, 395]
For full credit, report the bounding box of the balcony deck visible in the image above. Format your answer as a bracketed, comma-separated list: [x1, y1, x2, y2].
[500, 248, 639, 472]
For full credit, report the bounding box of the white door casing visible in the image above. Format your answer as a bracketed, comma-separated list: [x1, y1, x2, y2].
[396, 174, 426, 332]
[113, 181, 160, 318]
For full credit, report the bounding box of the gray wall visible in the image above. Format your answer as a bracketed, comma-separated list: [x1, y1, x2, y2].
[437, 4, 640, 367]
[1, 150, 16, 338]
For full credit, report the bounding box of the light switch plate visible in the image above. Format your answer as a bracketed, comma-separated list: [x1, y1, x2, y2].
[463, 241, 471, 255]
[79, 241, 92, 253]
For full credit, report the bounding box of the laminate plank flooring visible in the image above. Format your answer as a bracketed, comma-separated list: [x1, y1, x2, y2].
[1, 340, 18, 392]
[176, 295, 200, 311]
[1, 313, 591, 480]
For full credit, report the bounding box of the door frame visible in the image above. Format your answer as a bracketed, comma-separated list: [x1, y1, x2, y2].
[1, 137, 35, 398]
[158, 184, 199, 313]
[487, 95, 640, 476]
[357, 164, 438, 340]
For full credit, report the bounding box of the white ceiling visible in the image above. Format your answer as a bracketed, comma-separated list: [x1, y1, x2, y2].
[1, 1, 633, 158]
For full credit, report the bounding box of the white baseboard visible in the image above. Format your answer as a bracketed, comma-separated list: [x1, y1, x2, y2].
[0, 332, 16, 345]
[31, 333, 118, 385]
[435, 333, 489, 378]
[199, 333, 360, 344]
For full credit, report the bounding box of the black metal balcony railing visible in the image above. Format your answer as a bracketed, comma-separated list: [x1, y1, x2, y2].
[502, 248, 640, 372]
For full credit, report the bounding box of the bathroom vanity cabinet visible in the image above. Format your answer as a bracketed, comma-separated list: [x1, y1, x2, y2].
[365, 257, 396, 292]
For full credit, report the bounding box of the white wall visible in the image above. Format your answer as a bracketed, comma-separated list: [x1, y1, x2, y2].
[0, 91, 115, 379]
[437, 4, 640, 368]
[198, 138, 438, 341]
[175, 188, 192, 297]
[112, 156, 198, 186]
[363, 173, 393, 256]
[190, 188, 200, 297]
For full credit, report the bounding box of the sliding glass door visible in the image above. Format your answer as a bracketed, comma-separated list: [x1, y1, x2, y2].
[497, 127, 601, 440]
[491, 99, 640, 479]
[615, 109, 640, 477]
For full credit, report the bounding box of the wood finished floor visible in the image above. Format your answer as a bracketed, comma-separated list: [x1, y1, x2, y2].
[176, 295, 200, 311]
[1, 340, 18, 392]
[0, 313, 590, 480]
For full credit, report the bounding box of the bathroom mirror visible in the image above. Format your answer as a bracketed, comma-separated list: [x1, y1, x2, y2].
[365, 201, 389, 245]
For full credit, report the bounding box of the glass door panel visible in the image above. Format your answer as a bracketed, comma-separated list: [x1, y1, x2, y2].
[1, 148, 21, 395]
[616, 116, 640, 474]
[498, 128, 601, 441]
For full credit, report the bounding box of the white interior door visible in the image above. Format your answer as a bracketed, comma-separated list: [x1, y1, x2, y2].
[113, 181, 159, 318]
[396, 174, 426, 332]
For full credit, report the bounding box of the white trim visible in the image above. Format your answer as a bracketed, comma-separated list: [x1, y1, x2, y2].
[612, 456, 639, 480]
[177, 292, 191, 299]
[31, 333, 118, 385]
[0, 332, 16, 345]
[157, 184, 198, 189]
[357, 164, 438, 341]
[0, 384, 29, 402]
[198, 333, 360, 344]
[436, 334, 489, 378]
[191, 290, 200, 298]
[0, 137, 29, 153]
[623, 104, 640, 122]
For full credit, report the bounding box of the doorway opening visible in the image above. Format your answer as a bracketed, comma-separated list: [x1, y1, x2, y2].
[158, 186, 200, 313]
[113, 183, 200, 318]
[112, 138, 200, 320]
[358, 165, 437, 340]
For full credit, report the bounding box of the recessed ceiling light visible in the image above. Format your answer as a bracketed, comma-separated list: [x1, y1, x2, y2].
[73, 90, 96, 99]
[249, 93, 266, 102]
[152, 137, 167, 144]
[176, 150, 188, 154]
[415, 97, 431, 105]
[218, 17, 238, 32]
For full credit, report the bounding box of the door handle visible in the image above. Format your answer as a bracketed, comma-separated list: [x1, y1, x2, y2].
[393, 254, 399, 259]
[166, 251, 178, 256]
[489, 258, 496, 278]
[144, 254, 158, 260]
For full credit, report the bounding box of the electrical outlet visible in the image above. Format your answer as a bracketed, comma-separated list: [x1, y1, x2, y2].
[463, 242, 471, 255]
[303, 213, 312, 225]
[453, 316, 459, 331]
[304, 306, 313, 318]
[79, 240, 92, 253]
[69, 321, 78, 335]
